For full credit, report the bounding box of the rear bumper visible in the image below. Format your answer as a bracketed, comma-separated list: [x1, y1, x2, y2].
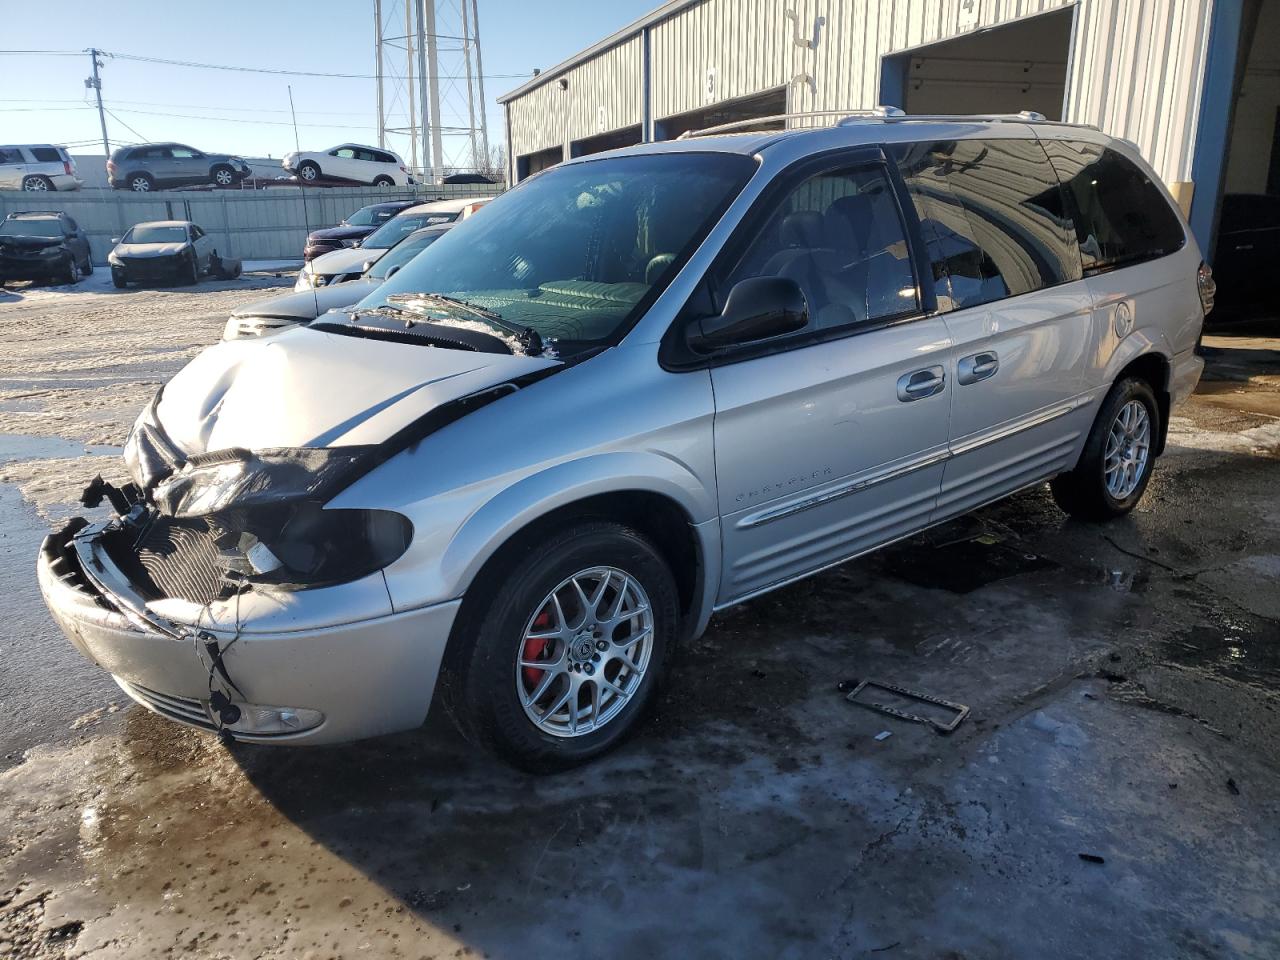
[37, 519, 460, 745]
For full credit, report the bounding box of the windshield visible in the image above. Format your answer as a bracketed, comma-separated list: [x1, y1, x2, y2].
[0, 218, 61, 238]
[360, 152, 756, 351]
[124, 225, 188, 244]
[365, 231, 444, 279]
[345, 204, 397, 227]
[363, 210, 460, 249]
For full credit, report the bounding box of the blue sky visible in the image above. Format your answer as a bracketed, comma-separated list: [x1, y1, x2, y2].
[1, 0, 654, 163]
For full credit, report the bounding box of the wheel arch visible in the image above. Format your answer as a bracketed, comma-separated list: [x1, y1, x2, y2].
[1112, 350, 1172, 456]
[435, 457, 720, 650]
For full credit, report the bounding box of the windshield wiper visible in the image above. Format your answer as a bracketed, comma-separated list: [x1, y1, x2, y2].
[385, 292, 544, 356]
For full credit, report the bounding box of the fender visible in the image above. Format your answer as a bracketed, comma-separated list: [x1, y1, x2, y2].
[438, 449, 717, 605]
[1099, 329, 1172, 394]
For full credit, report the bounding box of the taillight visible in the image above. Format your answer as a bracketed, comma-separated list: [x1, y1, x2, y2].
[63, 160, 73, 175]
[106, 159, 116, 174]
[1197, 260, 1216, 316]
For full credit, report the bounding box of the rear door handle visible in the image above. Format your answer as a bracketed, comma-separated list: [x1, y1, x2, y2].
[897, 365, 946, 402]
[957, 351, 999, 385]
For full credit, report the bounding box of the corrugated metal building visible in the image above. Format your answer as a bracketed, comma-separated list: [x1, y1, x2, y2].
[498, 0, 1272, 253]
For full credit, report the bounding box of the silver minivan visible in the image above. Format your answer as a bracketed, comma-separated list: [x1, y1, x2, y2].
[0, 144, 81, 192]
[38, 112, 1211, 770]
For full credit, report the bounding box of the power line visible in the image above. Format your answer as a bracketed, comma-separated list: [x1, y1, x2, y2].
[103, 49, 530, 82]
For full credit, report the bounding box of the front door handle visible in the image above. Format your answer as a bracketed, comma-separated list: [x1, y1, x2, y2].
[897, 365, 946, 402]
[957, 351, 999, 385]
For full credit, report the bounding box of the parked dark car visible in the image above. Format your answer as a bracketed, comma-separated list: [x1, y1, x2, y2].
[1210, 193, 1280, 323]
[107, 220, 239, 287]
[303, 200, 418, 261]
[107, 143, 251, 192]
[0, 211, 92, 285]
[440, 173, 496, 185]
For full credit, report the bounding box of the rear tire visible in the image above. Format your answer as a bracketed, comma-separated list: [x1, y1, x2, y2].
[1051, 376, 1160, 521]
[440, 521, 680, 772]
[128, 173, 154, 193]
[22, 175, 53, 192]
[372, 175, 394, 187]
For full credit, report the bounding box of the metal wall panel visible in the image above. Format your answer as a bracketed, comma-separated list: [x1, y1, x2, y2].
[508, 35, 644, 158]
[502, 0, 1214, 188]
[0, 184, 502, 264]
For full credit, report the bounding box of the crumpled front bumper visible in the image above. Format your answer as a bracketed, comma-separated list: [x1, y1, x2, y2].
[37, 518, 460, 745]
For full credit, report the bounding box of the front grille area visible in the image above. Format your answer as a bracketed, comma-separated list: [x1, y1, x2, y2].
[118, 679, 217, 731]
[104, 515, 229, 606]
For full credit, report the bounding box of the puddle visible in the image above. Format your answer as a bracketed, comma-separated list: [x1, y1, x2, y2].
[1159, 617, 1280, 691]
[879, 533, 1060, 594]
[0, 433, 122, 464]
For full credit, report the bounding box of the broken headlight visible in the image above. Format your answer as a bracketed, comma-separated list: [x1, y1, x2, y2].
[147, 446, 409, 590]
[211, 501, 412, 589]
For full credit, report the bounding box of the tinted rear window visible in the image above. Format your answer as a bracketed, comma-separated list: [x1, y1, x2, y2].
[31, 147, 61, 163]
[894, 139, 1081, 309]
[1042, 140, 1185, 272]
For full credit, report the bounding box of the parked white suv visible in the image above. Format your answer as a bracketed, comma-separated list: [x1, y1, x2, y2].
[0, 144, 81, 191]
[37, 113, 1210, 771]
[283, 144, 410, 186]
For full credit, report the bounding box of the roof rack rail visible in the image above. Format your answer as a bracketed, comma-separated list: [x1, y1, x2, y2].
[676, 107, 906, 139]
[673, 108, 1081, 140]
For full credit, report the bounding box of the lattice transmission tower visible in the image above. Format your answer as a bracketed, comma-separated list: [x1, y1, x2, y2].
[373, 0, 491, 182]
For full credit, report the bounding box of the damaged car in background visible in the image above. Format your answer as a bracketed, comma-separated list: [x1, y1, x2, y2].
[39, 117, 1209, 771]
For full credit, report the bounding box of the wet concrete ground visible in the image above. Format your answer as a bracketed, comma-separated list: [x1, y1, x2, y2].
[0, 283, 1277, 959]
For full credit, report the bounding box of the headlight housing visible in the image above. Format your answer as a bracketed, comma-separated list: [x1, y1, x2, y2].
[146, 447, 411, 590]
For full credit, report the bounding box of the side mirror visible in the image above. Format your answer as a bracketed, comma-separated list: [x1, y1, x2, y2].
[110, 236, 122, 245]
[687, 276, 809, 352]
[352, 239, 362, 248]
[362, 259, 376, 273]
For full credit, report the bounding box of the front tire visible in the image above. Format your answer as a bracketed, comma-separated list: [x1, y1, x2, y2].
[180, 254, 199, 285]
[112, 270, 127, 289]
[298, 161, 320, 182]
[441, 521, 680, 772]
[61, 256, 81, 285]
[1051, 376, 1160, 521]
[212, 164, 236, 187]
[22, 175, 53, 192]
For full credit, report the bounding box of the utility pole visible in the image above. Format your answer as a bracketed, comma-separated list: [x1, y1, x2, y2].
[374, 0, 385, 148]
[85, 48, 110, 159]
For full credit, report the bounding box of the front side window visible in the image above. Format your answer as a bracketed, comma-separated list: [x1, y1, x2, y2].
[0, 148, 22, 165]
[190, 225, 205, 240]
[723, 164, 918, 331]
[362, 152, 757, 351]
[1042, 140, 1185, 272]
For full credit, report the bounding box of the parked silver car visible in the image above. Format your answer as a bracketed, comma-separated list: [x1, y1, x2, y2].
[223, 224, 452, 340]
[38, 112, 1210, 771]
[0, 144, 81, 192]
[108, 221, 238, 287]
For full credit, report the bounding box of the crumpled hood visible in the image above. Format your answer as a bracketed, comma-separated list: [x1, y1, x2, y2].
[230, 278, 380, 322]
[154, 326, 559, 453]
[0, 235, 64, 252]
[115, 241, 188, 259]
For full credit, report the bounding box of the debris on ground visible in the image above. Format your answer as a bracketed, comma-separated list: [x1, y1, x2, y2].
[1078, 853, 1106, 864]
[847, 679, 970, 733]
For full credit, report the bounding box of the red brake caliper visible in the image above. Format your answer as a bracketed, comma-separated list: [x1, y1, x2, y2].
[522, 610, 552, 688]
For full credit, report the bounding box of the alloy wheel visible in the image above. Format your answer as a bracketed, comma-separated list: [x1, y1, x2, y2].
[1104, 399, 1151, 499]
[23, 177, 48, 191]
[131, 177, 150, 192]
[516, 567, 654, 738]
[215, 169, 233, 185]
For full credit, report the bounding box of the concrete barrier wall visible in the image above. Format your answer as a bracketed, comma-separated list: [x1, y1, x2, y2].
[0, 183, 503, 265]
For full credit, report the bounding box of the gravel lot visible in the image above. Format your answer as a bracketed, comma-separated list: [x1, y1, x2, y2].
[1, 276, 1278, 960]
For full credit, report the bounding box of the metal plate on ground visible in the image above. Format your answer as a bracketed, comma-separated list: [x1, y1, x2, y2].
[845, 679, 970, 733]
